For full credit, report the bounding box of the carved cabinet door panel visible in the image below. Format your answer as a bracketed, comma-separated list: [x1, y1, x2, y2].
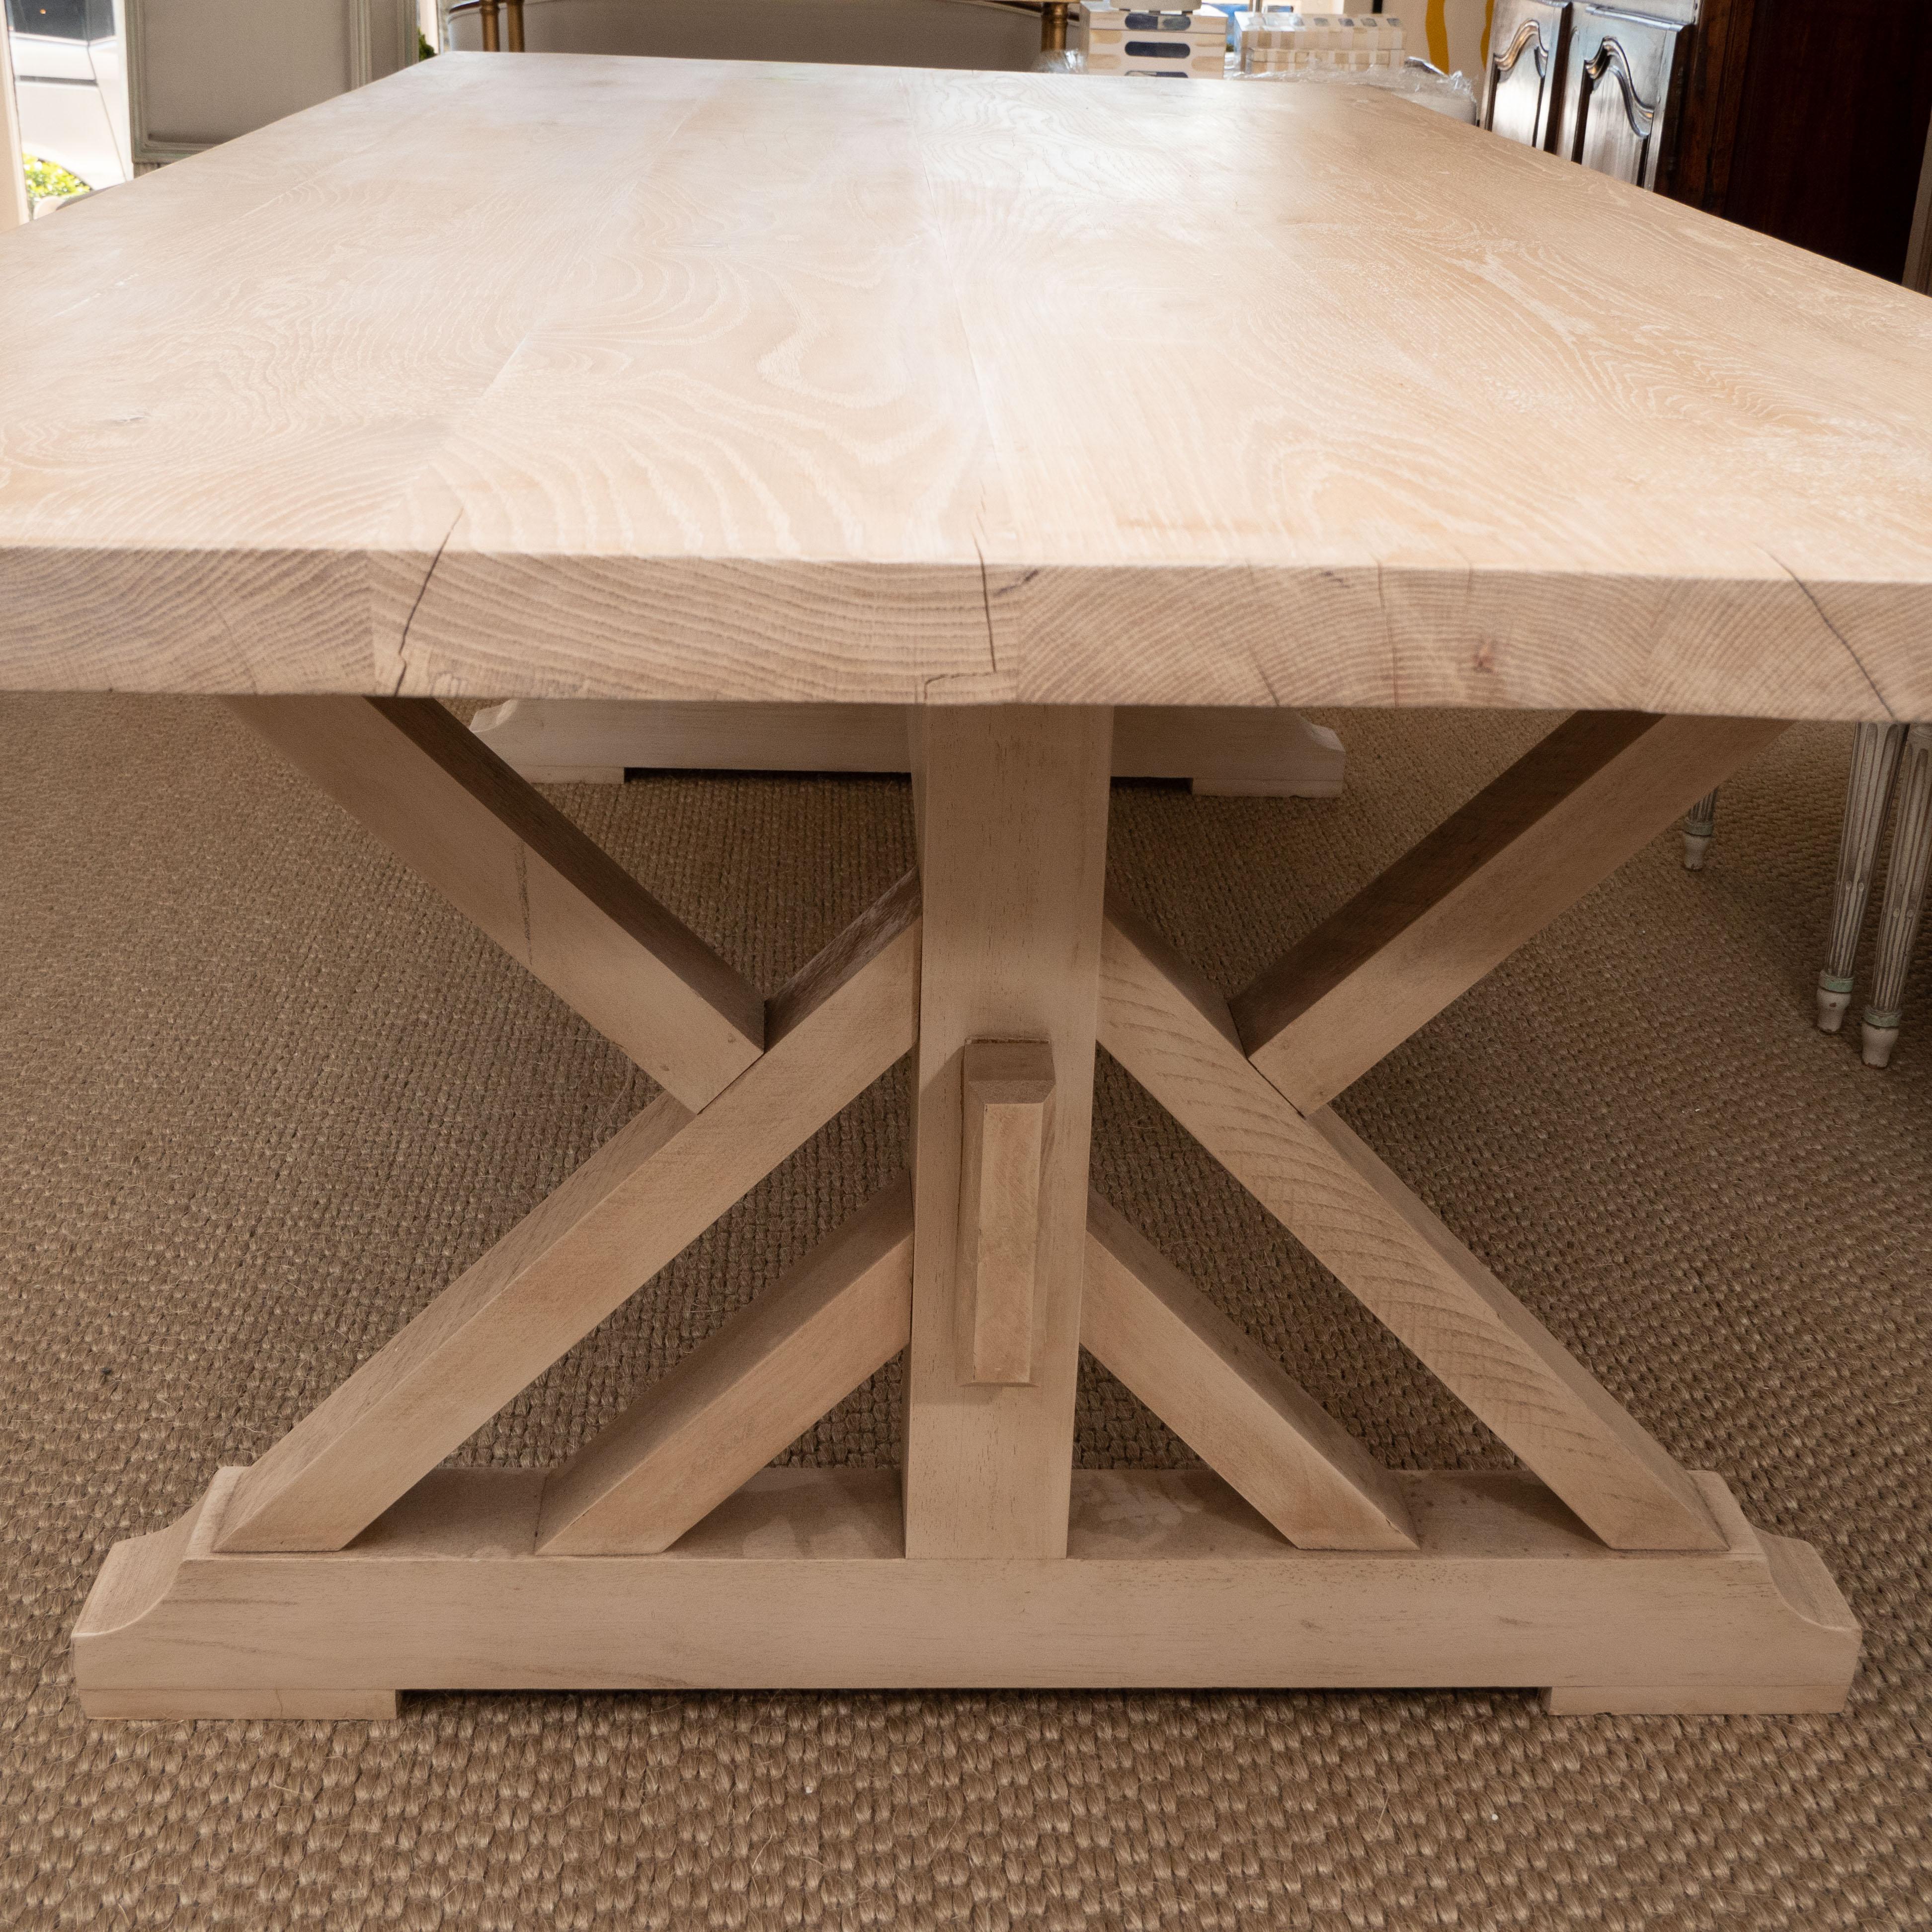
[1557, 3, 1695, 191]
[1481, 0, 1573, 151]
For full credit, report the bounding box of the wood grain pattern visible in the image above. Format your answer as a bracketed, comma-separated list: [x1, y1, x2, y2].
[74, 1463, 1858, 1711]
[957, 1041, 1054, 1387]
[1098, 893, 1727, 1552]
[232, 696, 764, 1107]
[1083, 1193, 1417, 1550]
[215, 870, 922, 1554]
[3, 56, 1931, 719]
[536, 1176, 914, 1555]
[902, 708, 1112, 1559]
[1233, 712, 1787, 1110]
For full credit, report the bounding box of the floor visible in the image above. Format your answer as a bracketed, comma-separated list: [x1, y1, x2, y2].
[2, 695, 1926, 1930]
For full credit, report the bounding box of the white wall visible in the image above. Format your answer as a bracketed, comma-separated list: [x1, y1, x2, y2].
[1, 16, 29, 231]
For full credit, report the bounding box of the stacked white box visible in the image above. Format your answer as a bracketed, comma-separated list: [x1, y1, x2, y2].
[1080, 5, 1228, 77]
[1238, 11, 1405, 74]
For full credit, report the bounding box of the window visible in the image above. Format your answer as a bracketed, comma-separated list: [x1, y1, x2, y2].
[6, 0, 118, 42]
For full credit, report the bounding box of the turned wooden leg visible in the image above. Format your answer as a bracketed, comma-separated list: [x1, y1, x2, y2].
[1861, 724, 1932, 1067]
[1683, 789, 1718, 870]
[1817, 723, 1908, 1034]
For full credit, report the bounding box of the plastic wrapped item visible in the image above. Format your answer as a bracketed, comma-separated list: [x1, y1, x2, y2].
[1033, 45, 1087, 70]
[1232, 37, 1477, 122]
[1237, 8, 1407, 71]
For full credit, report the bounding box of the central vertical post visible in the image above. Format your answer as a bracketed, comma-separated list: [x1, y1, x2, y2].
[903, 706, 1114, 1558]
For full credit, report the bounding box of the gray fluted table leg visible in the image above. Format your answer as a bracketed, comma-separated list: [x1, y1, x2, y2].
[1861, 724, 1932, 1068]
[1683, 789, 1719, 870]
[1817, 723, 1908, 1034]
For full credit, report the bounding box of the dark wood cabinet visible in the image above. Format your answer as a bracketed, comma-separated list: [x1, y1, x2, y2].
[1561, 2, 1695, 191]
[1670, 0, 1932, 285]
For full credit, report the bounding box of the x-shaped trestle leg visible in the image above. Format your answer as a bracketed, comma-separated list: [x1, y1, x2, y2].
[73, 699, 1859, 1719]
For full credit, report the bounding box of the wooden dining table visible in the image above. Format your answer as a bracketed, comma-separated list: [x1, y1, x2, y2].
[6, 51, 1929, 1722]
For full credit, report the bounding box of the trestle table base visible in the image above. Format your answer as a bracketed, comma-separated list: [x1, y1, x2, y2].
[70, 697, 1859, 1721]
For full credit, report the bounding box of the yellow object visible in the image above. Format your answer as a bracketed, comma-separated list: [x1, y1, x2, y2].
[1426, 0, 1448, 69]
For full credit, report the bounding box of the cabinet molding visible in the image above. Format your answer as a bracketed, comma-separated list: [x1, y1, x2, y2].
[127, 0, 416, 165]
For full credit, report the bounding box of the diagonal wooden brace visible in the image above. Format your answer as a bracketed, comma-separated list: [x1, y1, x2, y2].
[1083, 1193, 1417, 1549]
[214, 871, 922, 1554]
[1099, 894, 1726, 1551]
[228, 696, 766, 1108]
[536, 1175, 914, 1555]
[1231, 713, 1787, 1111]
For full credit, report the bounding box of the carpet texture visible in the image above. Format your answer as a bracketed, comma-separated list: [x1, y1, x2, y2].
[1, 695, 1926, 1930]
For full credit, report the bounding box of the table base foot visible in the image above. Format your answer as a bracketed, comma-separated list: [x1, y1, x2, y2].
[72, 1464, 1857, 1717]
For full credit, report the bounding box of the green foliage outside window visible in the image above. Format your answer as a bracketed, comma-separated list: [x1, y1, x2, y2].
[23, 153, 90, 201]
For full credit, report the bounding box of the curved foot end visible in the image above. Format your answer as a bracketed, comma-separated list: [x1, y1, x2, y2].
[1682, 833, 1712, 872]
